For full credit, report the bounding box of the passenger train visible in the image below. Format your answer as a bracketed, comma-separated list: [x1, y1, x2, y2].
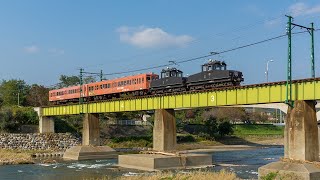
[49, 60, 244, 104]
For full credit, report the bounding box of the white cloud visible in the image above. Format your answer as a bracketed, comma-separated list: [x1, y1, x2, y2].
[48, 48, 65, 55]
[23, 45, 39, 53]
[288, 2, 320, 17]
[116, 26, 194, 48]
[264, 18, 282, 28]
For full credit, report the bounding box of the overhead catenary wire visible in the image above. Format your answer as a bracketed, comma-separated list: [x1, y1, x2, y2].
[99, 30, 318, 76]
[46, 29, 319, 88]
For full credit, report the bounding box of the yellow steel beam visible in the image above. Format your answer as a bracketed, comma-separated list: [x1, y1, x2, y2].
[41, 79, 320, 116]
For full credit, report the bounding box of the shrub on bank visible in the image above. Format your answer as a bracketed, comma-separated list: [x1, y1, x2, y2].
[0, 106, 38, 133]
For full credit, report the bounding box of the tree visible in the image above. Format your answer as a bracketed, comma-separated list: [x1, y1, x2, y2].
[57, 75, 80, 88]
[0, 79, 29, 107]
[250, 111, 269, 123]
[0, 108, 16, 132]
[57, 75, 97, 88]
[215, 107, 247, 123]
[83, 76, 96, 84]
[26, 84, 49, 106]
[218, 121, 234, 137]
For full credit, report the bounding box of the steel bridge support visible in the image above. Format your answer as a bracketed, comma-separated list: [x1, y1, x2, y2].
[259, 100, 320, 179]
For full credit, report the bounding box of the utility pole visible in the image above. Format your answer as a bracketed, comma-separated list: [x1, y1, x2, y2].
[17, 82, 22, 107]
[286, 15, 293, 106]
[311, 22, 315, 78]
[79, 68, 84, 114]
[285, 16, 316, 106]
[100, 70, 103, 81]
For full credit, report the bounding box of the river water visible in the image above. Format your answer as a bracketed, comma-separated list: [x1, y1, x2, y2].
[0, 146, 283, 180]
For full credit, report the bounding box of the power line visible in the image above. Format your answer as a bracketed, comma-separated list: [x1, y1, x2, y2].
[99, 33, 299, 76]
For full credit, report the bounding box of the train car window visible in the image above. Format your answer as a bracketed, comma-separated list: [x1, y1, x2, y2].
[118, 82, 120, 86]
[142, 77, 144, 83]
[147, 76, 151, 81]
[100, 85, 103, 89]
[138, 78, 141, 84]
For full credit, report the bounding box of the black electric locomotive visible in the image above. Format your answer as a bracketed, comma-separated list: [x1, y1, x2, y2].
[150, 67, 187, 94]
[150, 60, 244, 94]
[187, 60, 243, 90]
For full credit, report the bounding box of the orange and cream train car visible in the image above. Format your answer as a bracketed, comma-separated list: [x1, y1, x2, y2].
[49, 73, 159, 104]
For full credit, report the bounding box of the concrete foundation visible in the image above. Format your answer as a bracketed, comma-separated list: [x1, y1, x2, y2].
[82, 113, 100, 146]
[153, 109, 176, 152]
[63, 113, 117, 160]
[259, 161, 320, 180]
[119, 109, 212, 170]
[118, 154, 212, 171]
[259, 100, 320, 180]
[63, 146, 117, 160]
[39, 116, 54, 133]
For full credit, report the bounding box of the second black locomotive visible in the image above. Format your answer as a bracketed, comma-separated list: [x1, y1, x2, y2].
[150, 60, 244, 94]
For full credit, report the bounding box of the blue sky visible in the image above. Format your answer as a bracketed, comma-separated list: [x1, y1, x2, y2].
[1, 0, 320, 86]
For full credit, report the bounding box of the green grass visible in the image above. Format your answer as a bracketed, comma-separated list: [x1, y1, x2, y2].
[233, 124, 284, 136]
[107, 136, 153, 148]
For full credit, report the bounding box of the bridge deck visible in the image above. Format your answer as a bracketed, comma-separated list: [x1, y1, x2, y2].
[42, 78, 320, 116]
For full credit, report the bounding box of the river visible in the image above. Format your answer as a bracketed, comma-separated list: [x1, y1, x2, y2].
[0, 146, 283, 180]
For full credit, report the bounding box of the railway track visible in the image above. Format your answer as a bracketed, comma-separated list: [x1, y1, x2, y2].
[45, 77, 320, 108]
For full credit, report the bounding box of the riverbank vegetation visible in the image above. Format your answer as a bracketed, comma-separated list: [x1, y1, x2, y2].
[0, 149, 55, 165]
[93, 170, 239, 180]
[0, 149, 33, 165]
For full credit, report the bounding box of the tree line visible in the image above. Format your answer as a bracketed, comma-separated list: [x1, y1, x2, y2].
[0, 75, 96, 132]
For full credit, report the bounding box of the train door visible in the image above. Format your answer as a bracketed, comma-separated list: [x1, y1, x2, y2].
[83, 84, 88, 98]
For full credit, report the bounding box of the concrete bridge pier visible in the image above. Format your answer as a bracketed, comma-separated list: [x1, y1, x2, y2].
[34, 107, 55, 133]
[39, 116, 54, 133]
[153, 109, 176, 152]
[118, 109, 212, 171]
[259, 100, 320, 180]
[63, 113, 116, 160]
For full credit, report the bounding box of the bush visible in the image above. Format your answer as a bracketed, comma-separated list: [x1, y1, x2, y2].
[218, 121, 233, 137]
[12, 106, 39, 125]
[54, 115, 83, 134]
[0, 108, 17, 132]
[177, 134, 196, 143]
[0, 106, 39, 132]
